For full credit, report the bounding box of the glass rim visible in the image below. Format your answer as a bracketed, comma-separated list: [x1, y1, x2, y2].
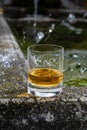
[27, 44, 64, 53]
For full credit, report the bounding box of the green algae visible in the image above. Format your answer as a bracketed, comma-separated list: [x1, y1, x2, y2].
[64, 78, 87, 87]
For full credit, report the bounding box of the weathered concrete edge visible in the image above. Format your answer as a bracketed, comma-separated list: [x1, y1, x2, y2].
[0, 14, 28, 98]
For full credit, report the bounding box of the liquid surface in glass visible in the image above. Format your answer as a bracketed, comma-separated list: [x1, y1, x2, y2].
[28, 68, 63, 87]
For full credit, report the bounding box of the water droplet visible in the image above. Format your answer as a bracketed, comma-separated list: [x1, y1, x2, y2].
[70, 69, 73, 72]
[80, 68, 87, 73]
[67, 13, 76, 24]
[73, 53, 78, 58]
[35, 32, 44, 43]
[49, 29, 52, 33]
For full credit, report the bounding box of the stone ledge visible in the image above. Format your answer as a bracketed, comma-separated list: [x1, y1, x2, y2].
[0, 15, 27, 98]
[0, 87, 87, 130]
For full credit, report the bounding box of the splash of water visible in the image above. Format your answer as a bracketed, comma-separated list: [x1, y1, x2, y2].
[34, 0, 39, 25]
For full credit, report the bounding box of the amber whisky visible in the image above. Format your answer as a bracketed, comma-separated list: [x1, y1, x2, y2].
[28, 68, 63, 87]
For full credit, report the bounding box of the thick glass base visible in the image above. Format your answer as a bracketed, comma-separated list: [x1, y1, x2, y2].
[28, 83, 62, 97]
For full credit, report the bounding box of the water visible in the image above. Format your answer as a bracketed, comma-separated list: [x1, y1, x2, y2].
[34, 0, 39, 24]
[22, 0, 47, 45]
[64, 50, 87, 87]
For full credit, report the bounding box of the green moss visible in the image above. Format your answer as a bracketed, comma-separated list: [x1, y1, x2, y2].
[64, 78, 87, 87]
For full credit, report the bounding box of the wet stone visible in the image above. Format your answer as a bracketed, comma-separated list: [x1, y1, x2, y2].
[0, 39, 27, 98]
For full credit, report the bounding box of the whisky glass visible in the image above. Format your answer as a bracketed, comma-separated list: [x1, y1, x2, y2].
[27, 44, 64, 97]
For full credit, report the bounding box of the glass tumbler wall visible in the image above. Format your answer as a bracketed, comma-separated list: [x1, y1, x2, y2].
[27, 44, 64, 97]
